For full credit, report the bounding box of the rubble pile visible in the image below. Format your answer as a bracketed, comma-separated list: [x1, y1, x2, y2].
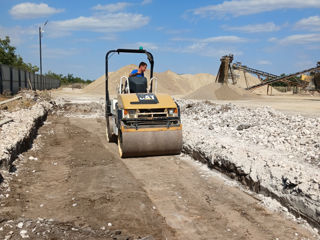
[0, 99, 52, 170]
[179, 99, 320, 228]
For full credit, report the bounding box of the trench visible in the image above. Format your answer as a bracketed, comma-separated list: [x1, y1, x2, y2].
[182, 145, 320, 232]
[1, 101, 104, 173]
[0, 110, 48, 171]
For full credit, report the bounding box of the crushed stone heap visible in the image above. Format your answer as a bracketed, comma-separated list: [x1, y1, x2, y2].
[179, 99, 320, 228]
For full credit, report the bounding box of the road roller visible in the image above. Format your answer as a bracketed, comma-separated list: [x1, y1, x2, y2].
[105, 48, 182, 157]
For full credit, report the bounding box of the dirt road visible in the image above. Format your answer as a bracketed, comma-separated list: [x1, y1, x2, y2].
[0, 112, 318, 239]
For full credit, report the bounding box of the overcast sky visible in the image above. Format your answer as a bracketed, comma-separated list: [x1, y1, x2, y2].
[1, 0, 320, 80]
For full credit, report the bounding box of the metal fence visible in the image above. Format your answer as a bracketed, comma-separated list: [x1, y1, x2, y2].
[0, 64, 60, 95]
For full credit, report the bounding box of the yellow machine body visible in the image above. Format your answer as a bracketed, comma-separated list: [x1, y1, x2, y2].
[118, 93, 177, 109]
[105, 48, 182, 158]
[114, 93, 182, 157]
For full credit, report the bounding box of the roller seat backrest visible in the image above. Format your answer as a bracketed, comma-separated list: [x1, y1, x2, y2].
[128, 76, 148, 93]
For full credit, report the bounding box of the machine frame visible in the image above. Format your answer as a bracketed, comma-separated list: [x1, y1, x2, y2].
[105, 48, 182, 158]
[105, 48, 155, 117]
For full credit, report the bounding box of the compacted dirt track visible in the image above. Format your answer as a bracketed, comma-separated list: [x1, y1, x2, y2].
[0, 115, 174, 239]
[123, 156, 318, 240]
[0, 112, 318, 239]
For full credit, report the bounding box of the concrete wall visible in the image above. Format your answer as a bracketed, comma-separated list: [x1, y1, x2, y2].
[0, 64, 60, 94]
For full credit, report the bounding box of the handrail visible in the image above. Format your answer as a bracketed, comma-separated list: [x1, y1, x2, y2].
[149, 77, 158, 93]
[105, 49, 155, 116]
[119, 76, 130, 94]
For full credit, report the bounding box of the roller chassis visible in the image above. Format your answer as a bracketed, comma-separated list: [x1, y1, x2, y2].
[105, 49, 182, 157]
[106, 95, 181, 138]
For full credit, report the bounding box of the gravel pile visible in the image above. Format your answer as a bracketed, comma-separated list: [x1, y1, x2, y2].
[179, 99, 320, 229]
[0, 101, 52, 169]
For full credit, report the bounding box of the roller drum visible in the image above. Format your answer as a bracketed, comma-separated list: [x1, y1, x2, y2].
[118, 128, 182, 158]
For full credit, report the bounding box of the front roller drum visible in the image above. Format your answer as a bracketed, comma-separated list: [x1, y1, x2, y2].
[118, 128, 182, 158]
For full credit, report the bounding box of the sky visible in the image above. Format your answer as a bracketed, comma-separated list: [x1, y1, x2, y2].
[0, 0, 320, 80]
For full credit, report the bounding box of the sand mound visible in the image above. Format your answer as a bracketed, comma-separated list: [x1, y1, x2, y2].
[185, 69, 279, 100]
[83, 65, 215, 96]
[186, 83, 255, 100]
[215, 85, 242, 100]
[83, 64, 278, 98]
[154, 70, 215, 96]
[83, 64, 137, 95]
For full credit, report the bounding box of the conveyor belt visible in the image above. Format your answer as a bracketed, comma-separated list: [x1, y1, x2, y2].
[246, 66, 320, 90]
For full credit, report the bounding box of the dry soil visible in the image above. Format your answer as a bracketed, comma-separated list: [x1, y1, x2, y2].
[0, 106, 318, 239]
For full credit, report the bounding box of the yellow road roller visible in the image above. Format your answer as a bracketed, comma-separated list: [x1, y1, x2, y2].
[105, 48, 182, 157]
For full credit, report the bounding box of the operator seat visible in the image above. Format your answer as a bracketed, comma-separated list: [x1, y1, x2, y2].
[128, 76, 148, 93]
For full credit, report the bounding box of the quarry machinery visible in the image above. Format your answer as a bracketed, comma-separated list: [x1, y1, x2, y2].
[232, 62, 278, 80]
[215, 54, 236, 85]
[105, 48, 182, 158]
[311, 61, 320, 92]
[246, 63, 320, 92]
[233, 62, 320, 93]
[232, 62, 278, 89]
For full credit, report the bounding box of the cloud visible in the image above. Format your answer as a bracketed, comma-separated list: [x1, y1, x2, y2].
[173, 44, 242, 57]
[92, 2, 131, 12]
[141, 0, 152, 5]
[190, 0, 320, 18]
[170, 35, 244, 57]
[224, 22, 281, 33]
[49, 13, 150, 34]
[269, 33, 320, 45]
[172, 35, 247, 43]
[257, 60, 272, 65]
[295, 15, 320, 31]
[202, 36, 247, 43]
[0, 25, 37, 45]
[92, 1, 151, 12]
[10, 2, 64, 19]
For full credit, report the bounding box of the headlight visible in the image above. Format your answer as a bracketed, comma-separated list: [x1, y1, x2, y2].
[123, 109, 136, 118]
[168, 108, 178, 117]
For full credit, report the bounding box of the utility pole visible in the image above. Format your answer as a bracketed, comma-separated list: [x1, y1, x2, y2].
[39, 26, 42, 89]
[39, 20, 48, 90]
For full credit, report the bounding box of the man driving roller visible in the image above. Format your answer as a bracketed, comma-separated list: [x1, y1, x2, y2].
[129, 62, 147, 77]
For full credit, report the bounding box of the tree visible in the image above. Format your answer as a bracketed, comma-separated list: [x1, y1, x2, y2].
[45, 71, 92, 85]
[0, 36, 39, 72]
[0, 36, 16, 66]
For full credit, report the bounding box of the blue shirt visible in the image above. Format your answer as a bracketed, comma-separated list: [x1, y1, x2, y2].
[131, 69, 144, 77]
